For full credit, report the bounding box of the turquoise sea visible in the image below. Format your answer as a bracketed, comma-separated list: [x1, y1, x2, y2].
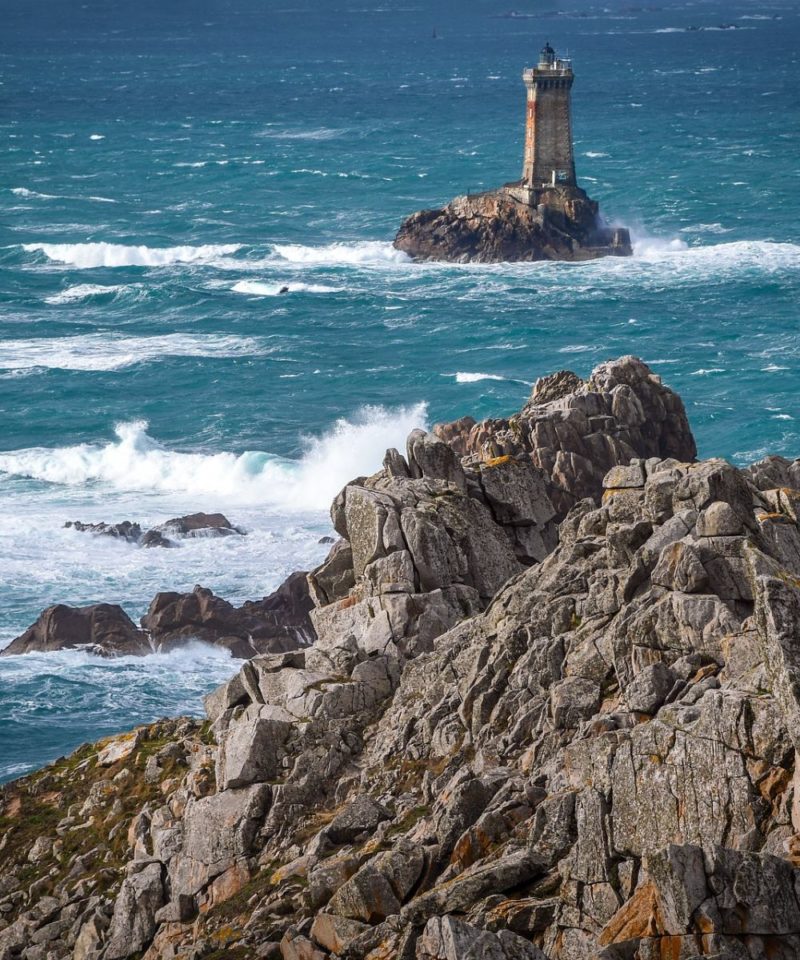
[1, 0, 799, 781]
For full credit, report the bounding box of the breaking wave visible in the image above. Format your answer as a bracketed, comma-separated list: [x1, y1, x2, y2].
[270, 241, 410, 266]
[630, 237, 800, 272]
[0, 404, 428, 511]
[44, 283, 134, 305]
[23, 242, 242, 269]
[451, 372, 507, 384]
[11, 187, 117, 203]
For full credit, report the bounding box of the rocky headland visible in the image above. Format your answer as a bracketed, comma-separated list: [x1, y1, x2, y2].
[5, 357, 800, 959]
[393, 185, 632, 264]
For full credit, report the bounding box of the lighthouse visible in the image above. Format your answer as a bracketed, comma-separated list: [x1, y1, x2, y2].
[521, 42, 576, 194]
[393, 42, 633, 262]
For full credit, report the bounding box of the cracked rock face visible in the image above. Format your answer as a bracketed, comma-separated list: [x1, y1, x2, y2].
[435, 355, 697, 517]
[6, 358, 800, 960]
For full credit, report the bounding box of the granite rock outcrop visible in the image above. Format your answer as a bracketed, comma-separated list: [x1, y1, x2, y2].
[0, 603, 150, 657]
[393, 186, 631, 264]
[6, 358, 800, 960]
[435, 355, 696, 517]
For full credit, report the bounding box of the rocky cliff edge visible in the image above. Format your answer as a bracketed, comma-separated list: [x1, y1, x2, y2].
[6, 358, 800, 960]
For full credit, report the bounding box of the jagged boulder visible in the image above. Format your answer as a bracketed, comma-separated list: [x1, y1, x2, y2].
[141, 573, 316, 657]
[434, 356, 697, 516]
[64, 519, 143, 541]
[308, 432, 557, 672]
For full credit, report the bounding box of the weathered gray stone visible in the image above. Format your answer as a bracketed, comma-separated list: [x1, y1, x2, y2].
[625, 662, 676, 714]
[104, 861, 164, 959]
[407, 429, 466, 490]
[550, 677, 601, 729]
[417, 915, 546, 959]
[217, 708, 292, 789]
[324, 796, 391, 845]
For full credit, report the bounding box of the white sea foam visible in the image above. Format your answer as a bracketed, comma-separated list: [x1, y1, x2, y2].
[630, 238, 800, 273]
[451, 372, 506, 384]
[0, 405, 428, 512]
[631, 235, 690, 258]
[270, 241, 410, 266]
[231, 280, 338, 297]
[44, 283, 131, 305]
[23, 242, 242, 268]
[0, 334, 266, 372]
[11, 187, 117, 203]
[11, 187, 58, 200]
[584, 151, 609, 158]
[258, 126, 345, 141]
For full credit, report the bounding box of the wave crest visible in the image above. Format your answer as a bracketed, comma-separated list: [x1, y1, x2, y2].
[270, 241, 410, 266]
[44, 284, 133, 305]
[23, 242, 242, 269]
[0, 405, 428, 511]
[451, 372, 507, 384]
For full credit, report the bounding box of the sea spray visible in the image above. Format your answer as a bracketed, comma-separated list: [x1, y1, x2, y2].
[0, 403, 429, 511]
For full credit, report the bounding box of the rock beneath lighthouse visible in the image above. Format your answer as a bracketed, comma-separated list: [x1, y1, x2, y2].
[394, 184, 631, 264]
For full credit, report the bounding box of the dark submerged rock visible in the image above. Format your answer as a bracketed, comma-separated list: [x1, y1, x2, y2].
[141, 573, 316, 658]
[65, 511, 245, 549]
[1, 603, 149, 657]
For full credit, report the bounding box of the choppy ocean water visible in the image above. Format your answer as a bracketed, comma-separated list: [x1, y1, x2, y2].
[1, 0, 798, 781]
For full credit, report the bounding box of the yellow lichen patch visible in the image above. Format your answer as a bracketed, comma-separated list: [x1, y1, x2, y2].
[208, 925, 241, 949]
[602, 488, 625, 501]
[482, 455, 512, 469]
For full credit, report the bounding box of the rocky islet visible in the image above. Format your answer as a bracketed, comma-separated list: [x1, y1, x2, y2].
[4, 358, 800, 958]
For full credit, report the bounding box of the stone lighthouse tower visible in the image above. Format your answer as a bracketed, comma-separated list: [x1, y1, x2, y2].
[392, 41, 633, 262]
[522, 42, 576, 196]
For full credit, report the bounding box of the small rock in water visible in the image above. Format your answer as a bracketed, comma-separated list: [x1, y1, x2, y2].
[64, 519, 142, 541]
[64, 511, 245, 549]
